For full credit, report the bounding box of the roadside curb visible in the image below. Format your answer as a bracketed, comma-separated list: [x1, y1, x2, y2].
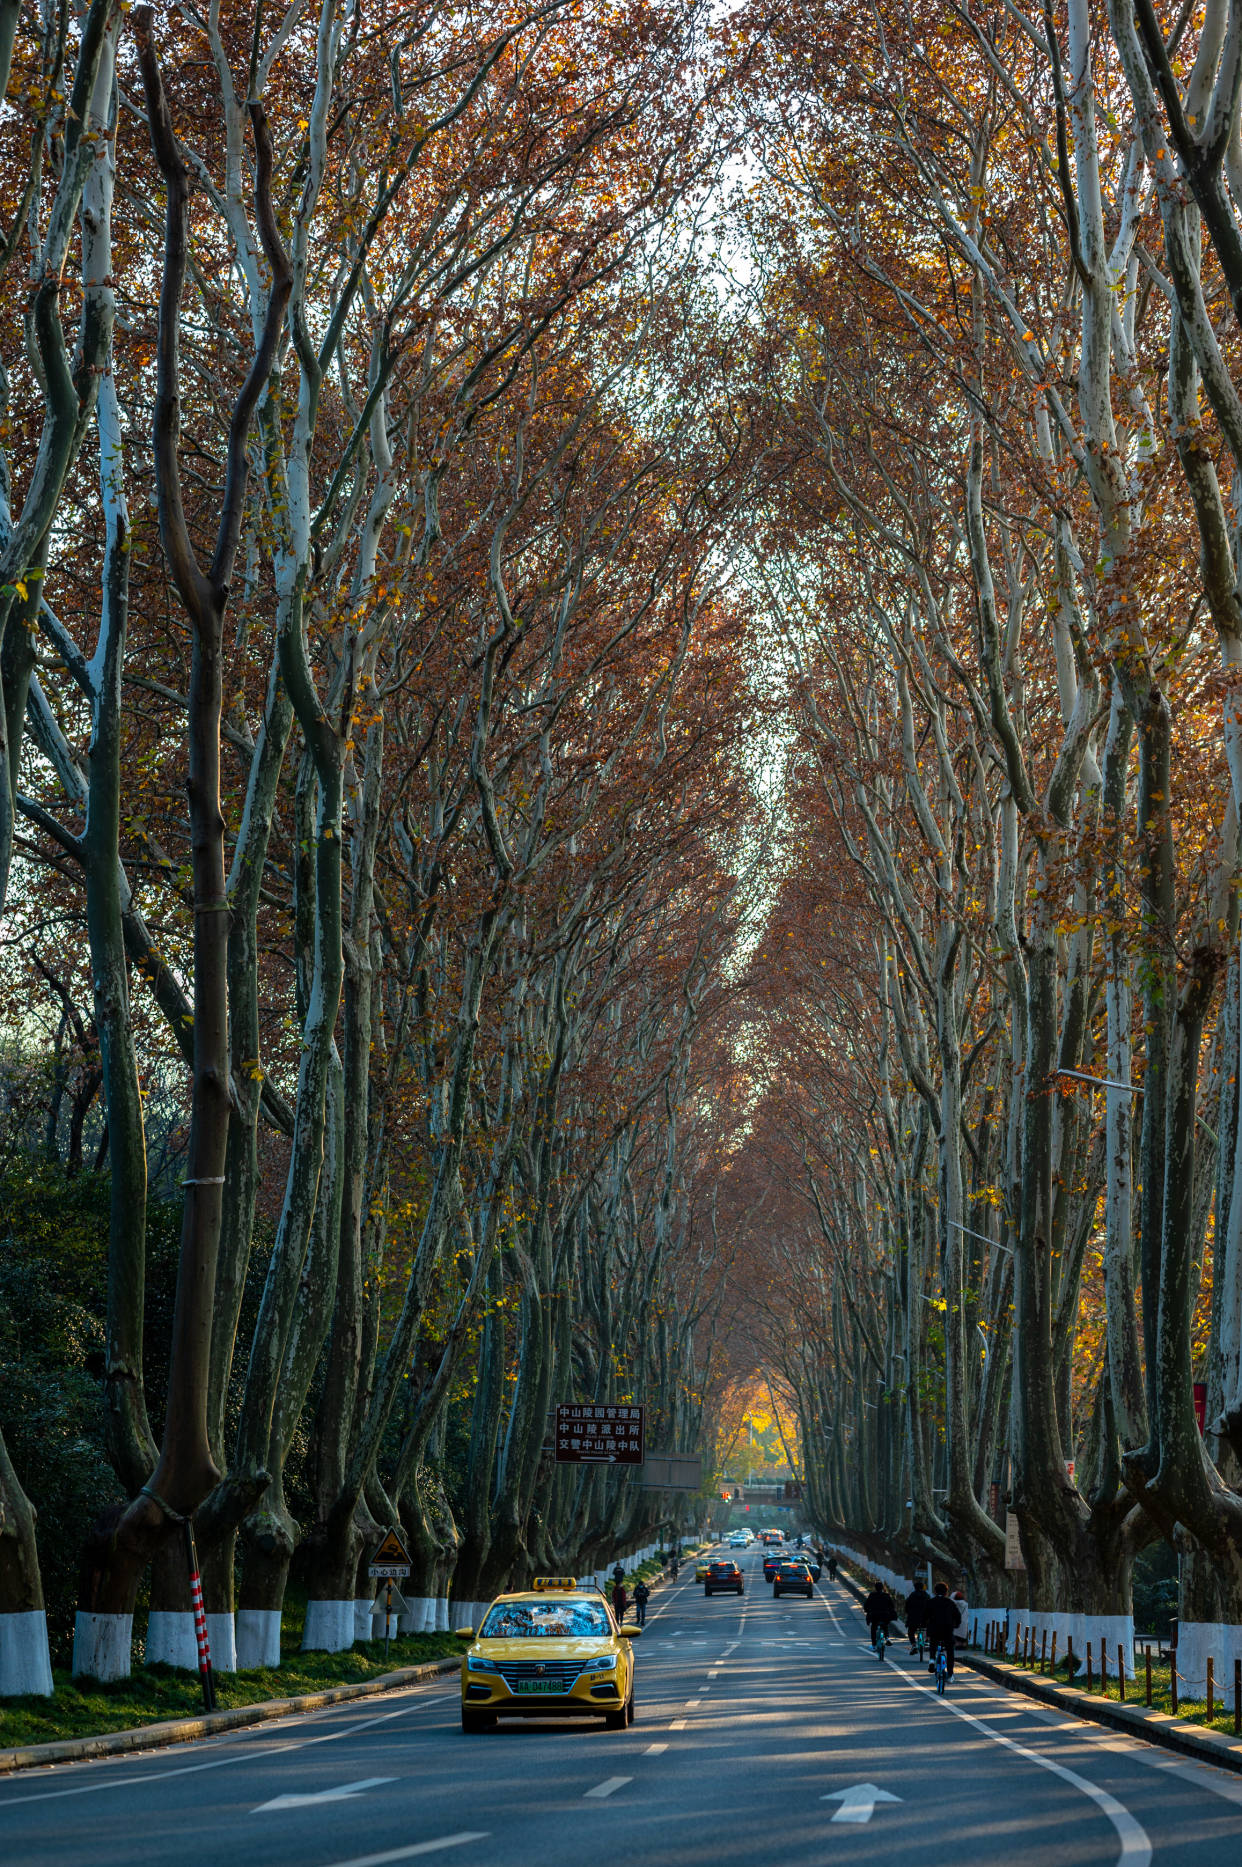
[961, 1651, 1242, 1777]
[0, 1656, 461, 1777]
[829, 1551, 1242, 1774]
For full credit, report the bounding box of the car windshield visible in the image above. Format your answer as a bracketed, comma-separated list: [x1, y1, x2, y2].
[479, 1599, 610, 1639]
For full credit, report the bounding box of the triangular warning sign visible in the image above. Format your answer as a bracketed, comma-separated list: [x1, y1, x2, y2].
[370, 1527, 412, 1567]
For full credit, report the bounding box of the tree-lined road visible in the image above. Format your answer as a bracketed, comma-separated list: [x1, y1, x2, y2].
[3, 1552, 1240, 1864]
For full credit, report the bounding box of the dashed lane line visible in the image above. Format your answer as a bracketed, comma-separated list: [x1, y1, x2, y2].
[644, 1744, 669, 1756]
[669, 1720, 687, 1730]
[584, 1778, 632, 1800]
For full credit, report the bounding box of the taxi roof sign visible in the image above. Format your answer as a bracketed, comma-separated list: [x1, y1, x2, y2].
[531, 1576, 578, 1591]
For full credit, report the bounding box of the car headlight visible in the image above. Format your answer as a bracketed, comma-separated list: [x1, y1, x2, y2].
[467, 1656, 498, 1672]
[586, 1654, 617, 1670]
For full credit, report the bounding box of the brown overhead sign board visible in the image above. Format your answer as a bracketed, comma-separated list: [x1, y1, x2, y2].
[555, 1402, 645, 1464]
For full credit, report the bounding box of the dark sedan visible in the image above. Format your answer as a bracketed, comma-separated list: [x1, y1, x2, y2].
[772, 1560, 815, 1599]
[704, 1559, 745, 1596]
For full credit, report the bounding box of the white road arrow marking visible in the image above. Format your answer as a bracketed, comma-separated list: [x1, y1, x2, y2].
[823, 1784, 902, 1824]
[256, 1776, 395, 1812]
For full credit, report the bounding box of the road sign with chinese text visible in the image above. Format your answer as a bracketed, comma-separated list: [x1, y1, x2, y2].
[554, 1402, 645, 1464]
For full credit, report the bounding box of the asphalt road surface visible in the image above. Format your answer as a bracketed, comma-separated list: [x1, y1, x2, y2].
[4, 1545, 1242, 1865]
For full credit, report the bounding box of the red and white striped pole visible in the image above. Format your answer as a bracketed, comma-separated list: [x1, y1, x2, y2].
[184, 1519, 216, 1712]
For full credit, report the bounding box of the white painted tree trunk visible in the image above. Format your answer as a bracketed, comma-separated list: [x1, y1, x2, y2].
[0, 1610, 54, 1696]
[145, 1610, 198, 1671]
[206, 1612, 236, 1672]
[434, 1598, 450, 1632]
[1174, 1621, 1242, 1695]
[72, 1611, 132, 1681]
[353, 1596, 374, 1642]
[236, 1608, 281, 1670]
[302, 1599, 355, 1652]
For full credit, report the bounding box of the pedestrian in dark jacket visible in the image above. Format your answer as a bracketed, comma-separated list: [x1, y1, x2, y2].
[924, 1583, 962, 1675]
[633, 1579, 650, 1626]
[612, 1580, 629, 1624]
[905, 1579, 930, 1653]
[612, 1561, 625, 1587]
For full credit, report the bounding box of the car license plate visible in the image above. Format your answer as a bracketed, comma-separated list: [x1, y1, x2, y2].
[513, 1679, 562, 1693]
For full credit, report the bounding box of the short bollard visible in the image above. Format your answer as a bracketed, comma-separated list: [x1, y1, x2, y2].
[1066, 1633, 1074, 1678]
[1051, 1631, 1058, 1674]
[1207, 1656, 1215, 1722]
[1145, 1646, 1152, 1707]
[1100, 1640, 1108, 1697]
[1118, 1644, 1125, 1703]
[1171, 1655, 1179, 1715]
[1041, 1630, 1048, 1673]
[1086, 1642, 1093, 1691]
[1022, 1626, 1029, 1664]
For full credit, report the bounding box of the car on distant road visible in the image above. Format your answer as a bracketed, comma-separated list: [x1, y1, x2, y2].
[456, 1577, 639, 1732]
[772, 1561, 815, 1599]
[704, 1560, 745, 1596]
[695, 1558, 713, 1581]
[727, 1533, 749, 1547]
[762, 1549, 785, 1582]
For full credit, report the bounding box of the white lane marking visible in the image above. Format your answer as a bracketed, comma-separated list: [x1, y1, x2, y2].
[721, 1643, 738, 1656]
[584, 1777, 632, 1799]
[891, 1667, 1152, 1863]
[0, 1695, 438, 1807]
[257, 1776, 395, 1811]
[823, 1783, 902, 1824]
[324, 1836, 488, 1867]
[684, 1698, 701, 1708]
[669, 1719, 687, 1730]
[644, 1744, 668, 1756]
[707, 1669, 720, 1678]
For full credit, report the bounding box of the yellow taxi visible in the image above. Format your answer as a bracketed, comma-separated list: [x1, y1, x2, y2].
[695, 1557, 712, 1581]
[456, 1577, 640, 1732]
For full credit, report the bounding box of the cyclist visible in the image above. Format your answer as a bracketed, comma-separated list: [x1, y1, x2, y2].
[924, 1582, 962, 1679]
[904, 1578, 930, 1656]
[826, 1553, 838, 1582]
[863, 1582, 898, 1651]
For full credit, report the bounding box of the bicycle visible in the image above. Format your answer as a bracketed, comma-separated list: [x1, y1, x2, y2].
[910, 1626, 926, 1661]
[934, 1643, 948, 1694]
[874, 1622, 888, 1661]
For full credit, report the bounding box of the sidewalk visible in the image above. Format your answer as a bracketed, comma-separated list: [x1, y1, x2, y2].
[0, 1656, 460, 1777]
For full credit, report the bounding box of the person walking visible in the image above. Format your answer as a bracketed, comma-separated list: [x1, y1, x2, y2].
[612, 1561, 625, 1589]
[904, 1578, 930, 1655]
[612, 1578, 629, 1625]
[633, 1577, 650, 1626]
[826, 1553, 838, 1581]
[924, 1582, 962, 1678]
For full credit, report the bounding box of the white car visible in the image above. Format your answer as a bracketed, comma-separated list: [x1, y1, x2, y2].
[728, 1533, 748, 1547]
